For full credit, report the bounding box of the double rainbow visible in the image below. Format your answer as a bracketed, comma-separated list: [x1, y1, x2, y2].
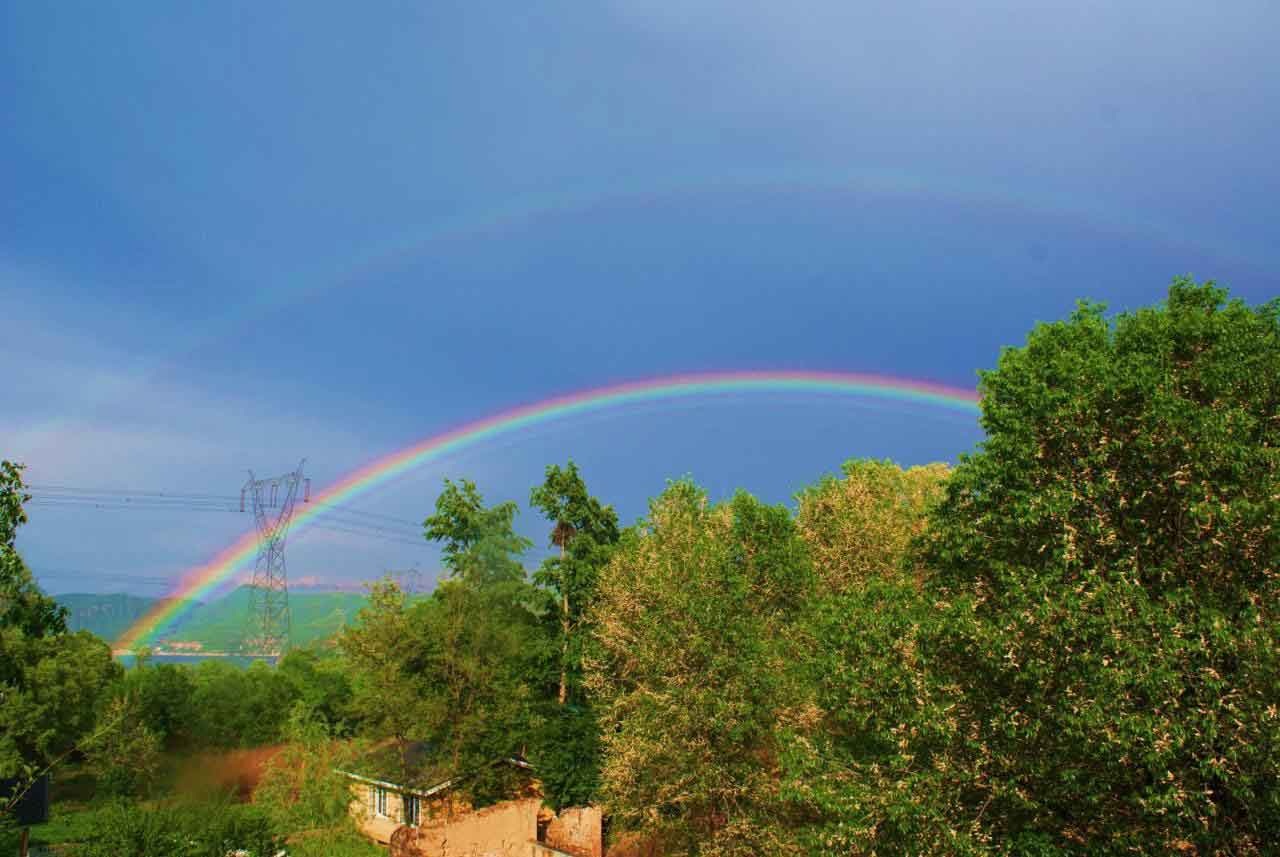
[113, 370, 980, 651]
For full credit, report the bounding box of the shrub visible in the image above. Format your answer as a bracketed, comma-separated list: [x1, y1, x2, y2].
[78, 798, 282, 857]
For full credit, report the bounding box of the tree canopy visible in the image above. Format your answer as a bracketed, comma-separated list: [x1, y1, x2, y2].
[921, 278, 1280, 852]
[0, 461, 66, 638]
[1, 461, 119, 793]
[588, 482, 816, 855]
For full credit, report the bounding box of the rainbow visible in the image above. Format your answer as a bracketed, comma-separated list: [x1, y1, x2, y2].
[25, 168, 1249, 474]
[112, 370, 980, 651]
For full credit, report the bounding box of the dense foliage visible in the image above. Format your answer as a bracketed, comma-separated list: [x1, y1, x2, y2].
[796, 457, 948, 592]
[343, 479, 548, 803]
[255, 703, 366, 833]
[588, 482, 816, 855]
[82, 695, 162, 797]
[530, 461, 621, 809]
[1, 461, 67, 638]
[2, 460, 120, 818]
[780, 459, 969, 854]
[77, 798, 281, 857]
[920, 279, 1280, 853]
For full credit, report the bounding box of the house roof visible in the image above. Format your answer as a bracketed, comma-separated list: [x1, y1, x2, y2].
[338, 741, 533, 798]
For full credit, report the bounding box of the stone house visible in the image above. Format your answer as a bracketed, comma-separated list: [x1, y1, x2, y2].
[340, 744, 601, 857]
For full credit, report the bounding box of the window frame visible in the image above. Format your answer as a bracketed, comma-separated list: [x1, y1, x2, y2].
[375, 786, 388, 817]
[403, 794, 420, 827]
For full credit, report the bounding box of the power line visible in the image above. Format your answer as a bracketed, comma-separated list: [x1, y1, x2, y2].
[26, 486, 422, 527]
[31, 567, 174, 585]
[311, 524, 431, 549]
[27, 499, 430, 550]
[28, 484, 242, 501]
[28, 498, 243, 513]
[26, 492, 426, 540]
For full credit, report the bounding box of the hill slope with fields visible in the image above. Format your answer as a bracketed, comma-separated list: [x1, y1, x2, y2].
[57, 592, 161, 642]
[160, 586, 369, 650]
[56, 588, 371, 650]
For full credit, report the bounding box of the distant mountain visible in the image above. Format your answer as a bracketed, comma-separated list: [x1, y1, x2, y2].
[56, 592, 160, 642]
[160, 586, 369, 651]
[55, 587, 371, 650]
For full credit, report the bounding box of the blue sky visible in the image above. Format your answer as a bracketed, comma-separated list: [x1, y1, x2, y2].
[3, 1, 1277, 597]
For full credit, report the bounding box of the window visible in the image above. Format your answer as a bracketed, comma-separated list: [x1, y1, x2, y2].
[375, 786, 388, 817]
[404, 795, 420, 827]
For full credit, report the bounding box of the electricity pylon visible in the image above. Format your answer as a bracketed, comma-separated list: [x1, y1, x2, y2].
[240, 460, 309, 657]
[389, 564, 422, 597]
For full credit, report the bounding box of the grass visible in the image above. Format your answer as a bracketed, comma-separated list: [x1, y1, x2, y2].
[0, 765, 107, 853]
[286, 827, 386, 857]
[1, 798, 115, 854]
[3, 757, 384, 857]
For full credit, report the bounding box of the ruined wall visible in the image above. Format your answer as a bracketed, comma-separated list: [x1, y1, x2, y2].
[544, 806, 602, 857]
[391, 797, 540, 857]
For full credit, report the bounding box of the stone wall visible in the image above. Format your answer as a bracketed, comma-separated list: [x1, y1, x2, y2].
[348, 778, 600, 857]
[391, 797, 540, 857]
[544, 806, 603, 857]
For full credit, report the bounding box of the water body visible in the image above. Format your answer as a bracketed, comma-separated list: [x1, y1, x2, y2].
[115, 653, 274, 669]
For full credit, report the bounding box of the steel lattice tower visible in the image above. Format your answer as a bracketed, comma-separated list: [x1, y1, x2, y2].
[240, 460, 309, 657]
[390, 564, 422, 597]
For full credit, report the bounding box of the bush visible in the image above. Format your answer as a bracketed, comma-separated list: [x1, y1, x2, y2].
[187, 660, 297, 749]
[78, 798, 282, 857]
[255, 703, 365, 833]
[84, 695, 162, 797]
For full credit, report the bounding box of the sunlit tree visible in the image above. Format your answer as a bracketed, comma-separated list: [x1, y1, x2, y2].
[922, 278, 1280, 852]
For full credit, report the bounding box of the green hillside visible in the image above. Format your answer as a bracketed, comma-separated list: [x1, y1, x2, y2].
[162, 586, 369, 650]
[56, 592, 159, 642]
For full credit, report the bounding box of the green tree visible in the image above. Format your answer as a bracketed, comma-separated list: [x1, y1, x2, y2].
[79, 798, 282, 857]
[796, 458, 948, 592]
[420, 480, 545, 802]
[921, 278, 1280, 853]
[1, 462, 119, 825]
[0, 627, 122, 777]
[781, 575, 978, 856]
[341, 578, 436, 782]
[84, 694, 162, 796]
[780, 459, 974, 854]
[424, 478, 529, 588]
[122, 660, 195, 747]
[528, 462, 619, 810]
[0, 461, 66, 638]
[587, 481, 815, 855]
[186, 659, 297, 749]
[344, 482, 545, 803]
[530, 460, 620, 706]
[256, 701, 367, 834]
[278, 647, 354, 733]
[413, 579, 544, 803]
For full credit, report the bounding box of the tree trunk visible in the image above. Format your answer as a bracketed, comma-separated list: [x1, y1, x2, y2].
[559, 540, 569, 705]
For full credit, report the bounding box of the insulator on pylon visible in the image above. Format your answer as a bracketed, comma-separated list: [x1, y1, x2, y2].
[304, 478, 311, 503]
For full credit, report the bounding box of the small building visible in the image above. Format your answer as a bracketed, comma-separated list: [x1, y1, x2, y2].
[340, 743, 601, 857]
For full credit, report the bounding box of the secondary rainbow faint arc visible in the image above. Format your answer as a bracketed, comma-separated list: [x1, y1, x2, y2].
[113, 370, 981, 651]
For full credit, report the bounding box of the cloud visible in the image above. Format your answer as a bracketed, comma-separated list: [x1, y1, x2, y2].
[1, 276, 437, 595]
